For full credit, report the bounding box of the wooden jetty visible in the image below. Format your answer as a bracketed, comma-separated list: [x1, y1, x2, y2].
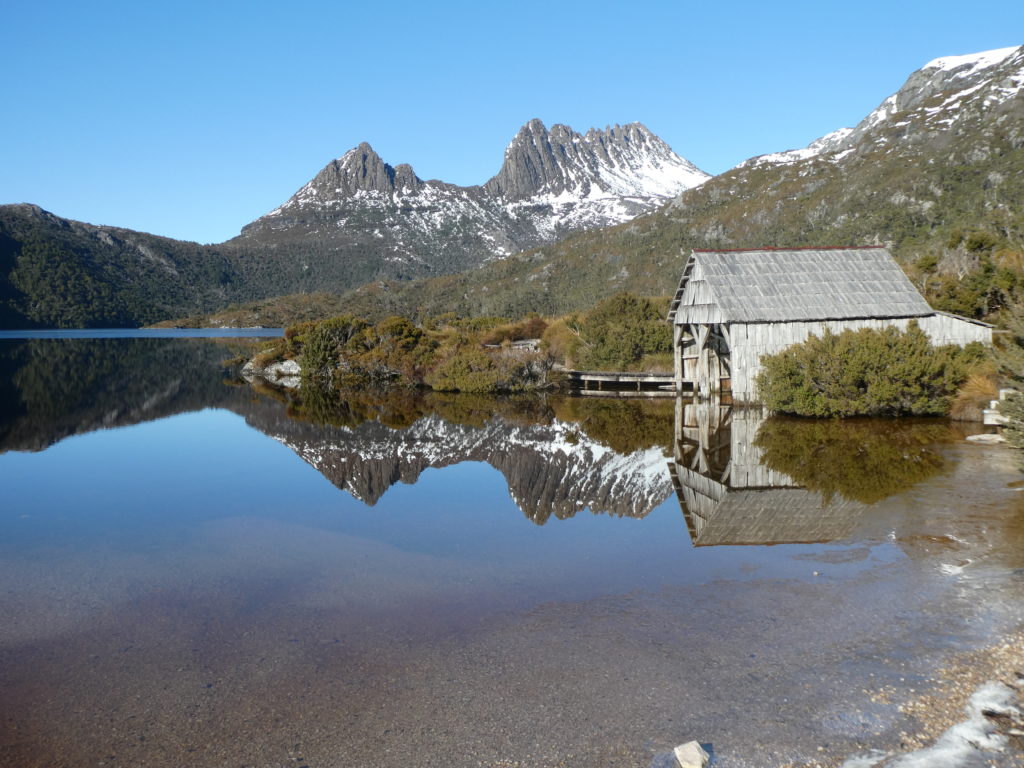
[564, 369, 681, 396]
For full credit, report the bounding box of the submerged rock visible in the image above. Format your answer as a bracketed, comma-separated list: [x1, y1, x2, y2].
[966, 433, 1007, 444]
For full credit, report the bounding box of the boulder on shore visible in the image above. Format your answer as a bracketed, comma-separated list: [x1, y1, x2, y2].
[242, 358, 301, 389]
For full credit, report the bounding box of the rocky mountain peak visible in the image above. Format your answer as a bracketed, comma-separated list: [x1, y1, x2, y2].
[253, 119, 706, 223]
[905, 46, 1023, 107]
[483, 119, 707, 202]
[483, 119, 588, 200]
[301, 142, 423, 200]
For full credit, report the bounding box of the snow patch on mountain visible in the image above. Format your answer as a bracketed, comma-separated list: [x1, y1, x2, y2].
[596, 147, 709, 198]
[923, 46, 1019, 75]
[734, 45, 1024, 173]
[740, 127, 854, 169]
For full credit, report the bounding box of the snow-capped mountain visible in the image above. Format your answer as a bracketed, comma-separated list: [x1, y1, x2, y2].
[8, 46, 1019, 329]
[484, 120, 708, 239]
[232, 120, 707, 286]
[740, 45, 1024, 169]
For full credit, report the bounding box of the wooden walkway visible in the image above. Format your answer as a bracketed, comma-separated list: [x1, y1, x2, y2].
[564, 369, 684, 395]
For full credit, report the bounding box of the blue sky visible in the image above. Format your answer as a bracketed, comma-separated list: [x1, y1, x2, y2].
[2, 1, 1021, 244]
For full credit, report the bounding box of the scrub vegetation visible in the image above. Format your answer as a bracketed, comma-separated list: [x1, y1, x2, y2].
[755, 324, 987, 417]
[290, 313, 551, 393]
[248, 292, 675, 394]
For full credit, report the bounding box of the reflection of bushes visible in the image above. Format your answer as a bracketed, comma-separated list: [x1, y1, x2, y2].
[754, 417, 955, 503]
[291, 385, 427, 429]
[285, 386, 555, 432]
[273, 386, 675, 456]
[428, 392, 554, 429]
[550, 396, 674, 455]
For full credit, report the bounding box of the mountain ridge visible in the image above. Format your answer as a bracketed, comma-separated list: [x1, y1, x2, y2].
[234, 119, 708, 270]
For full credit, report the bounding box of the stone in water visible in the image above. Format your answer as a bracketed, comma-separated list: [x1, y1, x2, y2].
[966, 433, 1006, 444]
[673, 740, 709, 768]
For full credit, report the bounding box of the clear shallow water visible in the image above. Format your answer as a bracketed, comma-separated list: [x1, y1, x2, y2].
[0, 337, 1022, 768]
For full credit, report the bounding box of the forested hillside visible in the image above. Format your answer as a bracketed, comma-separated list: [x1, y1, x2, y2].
[0, 205, 243, 327]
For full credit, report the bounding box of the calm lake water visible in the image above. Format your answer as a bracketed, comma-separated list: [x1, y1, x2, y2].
[0, 335, 1022, 768]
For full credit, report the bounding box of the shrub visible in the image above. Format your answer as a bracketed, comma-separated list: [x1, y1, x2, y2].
[575, 293, 672, 370]
[541, 316, 583, 367]
[999, 393, 1024, 451]
[250, 342, 286, 370]
[755, 323, 984, 417]
[481, 314, 549, 345]
[284, 321, 318, 355]
[950, 369, 999, 421]
[350, 316, 436, 384]
[301, 315, 369, 385]
[425, 346, 550, 392]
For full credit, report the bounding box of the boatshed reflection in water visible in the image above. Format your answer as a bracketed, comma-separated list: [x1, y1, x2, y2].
[668, 398, 957, 546]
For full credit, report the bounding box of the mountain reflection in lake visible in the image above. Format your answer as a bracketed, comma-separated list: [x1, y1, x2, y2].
[246, 385, 676, 524]
[1, 337, 1022, 768]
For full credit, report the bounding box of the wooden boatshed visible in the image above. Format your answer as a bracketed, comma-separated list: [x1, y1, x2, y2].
[666, 247, 993, 400]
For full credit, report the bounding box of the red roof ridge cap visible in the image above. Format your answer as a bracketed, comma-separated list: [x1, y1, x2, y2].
[691, 245, 888, 253]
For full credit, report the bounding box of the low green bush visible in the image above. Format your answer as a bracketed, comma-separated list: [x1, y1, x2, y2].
[755, 323, 985, 417]
[999, 392, 1024, 451]
[301, 315, 370, 385]
[425, 347, 550, 392]
[283, 311, 553, 394]
[574, 293, 672, 370]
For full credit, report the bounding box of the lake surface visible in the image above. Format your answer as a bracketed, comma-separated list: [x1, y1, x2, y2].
[0, 327, 285, 339]
[0, 336, 1022, 768]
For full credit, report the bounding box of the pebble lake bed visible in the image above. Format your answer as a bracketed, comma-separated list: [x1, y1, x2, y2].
[0, 335, 1022, 768]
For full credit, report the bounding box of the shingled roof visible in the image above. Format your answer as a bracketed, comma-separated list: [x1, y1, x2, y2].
[668, 247, 934, 324]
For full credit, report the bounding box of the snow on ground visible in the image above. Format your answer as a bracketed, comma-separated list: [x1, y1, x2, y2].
[841, 681, 1018, 768]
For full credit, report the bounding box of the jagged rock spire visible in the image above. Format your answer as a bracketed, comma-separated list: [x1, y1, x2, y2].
[305, 142, 423, 198]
